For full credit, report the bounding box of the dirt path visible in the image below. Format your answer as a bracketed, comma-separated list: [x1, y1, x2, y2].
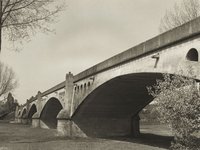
[0, 122, 172, 150]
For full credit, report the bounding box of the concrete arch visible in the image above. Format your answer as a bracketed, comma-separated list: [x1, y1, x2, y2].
[21, 108, 27, 119]
[40, 97, 63, 129]
[27, 104, 37, 124]
[18, 111, 21, 117]
[72, 72, 196, 137]
[73, 59, 200, 115]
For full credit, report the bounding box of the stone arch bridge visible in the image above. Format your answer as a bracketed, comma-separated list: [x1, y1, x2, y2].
[16, 17, 200, 137]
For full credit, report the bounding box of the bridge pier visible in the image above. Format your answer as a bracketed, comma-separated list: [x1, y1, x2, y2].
[57, 119, 71, 136]
[20, 112, 28, 124]
[57, 110, 86, 137]
[32, 119, 40, 128]
[57, 116, 141, 138]
[32, 112, 40, 128]
[57, 120, 86, 137]
[56, 72, 87, 137]
[15, 117, 22, 123]
[21, 118, 28, 124]
[131, 114, 140, 137]
[70, 116, 141, 137]
[27, 119, 32, 124]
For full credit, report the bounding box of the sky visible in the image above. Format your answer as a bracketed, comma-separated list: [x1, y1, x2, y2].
[0, 0, 179, 104]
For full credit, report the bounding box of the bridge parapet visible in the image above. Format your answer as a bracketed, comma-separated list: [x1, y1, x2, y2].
[74, 16, 200, 82]
[41, 81, 65, 97]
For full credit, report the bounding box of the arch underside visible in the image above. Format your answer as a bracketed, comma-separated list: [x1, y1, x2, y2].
[40, 98, 63, 129]
[21, 109, 27, 118]
[27, 104, 37, 123]
[18, 111, 21, 117]
[73, 73, 165, 137]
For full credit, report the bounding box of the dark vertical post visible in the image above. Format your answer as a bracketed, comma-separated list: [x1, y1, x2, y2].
[0, 0, 2, 53]
[131, 114, 140, 137]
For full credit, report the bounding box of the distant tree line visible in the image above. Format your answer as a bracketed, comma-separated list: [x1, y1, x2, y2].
[139, 103, 160, 124]
[0, 93, 18, 117]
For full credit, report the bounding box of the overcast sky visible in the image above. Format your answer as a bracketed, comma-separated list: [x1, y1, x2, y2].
[0, 0, 179, 104]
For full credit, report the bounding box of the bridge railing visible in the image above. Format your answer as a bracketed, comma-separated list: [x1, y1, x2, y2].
[41, 81, 65, 97]
[74, 16, 200, 82]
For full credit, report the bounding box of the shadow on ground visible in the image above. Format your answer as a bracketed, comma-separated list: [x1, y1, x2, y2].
[0, 121, 174, 150]
[104, 133, 173, 149]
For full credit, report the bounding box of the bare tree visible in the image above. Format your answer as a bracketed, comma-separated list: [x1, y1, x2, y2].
[0, 61, 18, 98]
[159, 0, 200, 33]
[0, 0, 65, 52]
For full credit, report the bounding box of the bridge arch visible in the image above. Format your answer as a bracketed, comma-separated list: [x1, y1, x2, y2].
[18, 111, 21, 117]
[88, 82, 90, 87]
[27, 104, 37, 123]
[40, 97, 63, 128]
[21, 108, 27, 118]
[186, 48, 198, 61]
[72, 72, 191, 137]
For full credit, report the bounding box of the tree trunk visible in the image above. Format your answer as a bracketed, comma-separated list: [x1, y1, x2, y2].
[0, 0, 2, 53]
[0, 25, 2, 53]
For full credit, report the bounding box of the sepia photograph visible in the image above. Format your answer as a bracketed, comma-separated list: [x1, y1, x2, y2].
[0, 0, 200, 149]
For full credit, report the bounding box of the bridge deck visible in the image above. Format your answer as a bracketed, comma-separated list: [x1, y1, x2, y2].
[74, 16, 200, 82]
[22, 16, 200, 106]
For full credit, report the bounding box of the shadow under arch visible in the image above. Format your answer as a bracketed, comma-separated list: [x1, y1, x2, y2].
[40, 97, 63, 129]
[21, 108, 27, 118]
[72, 72, 170, 137]
[27, 104, 37, 124]
[186, 48, 198, 61]
[18, 111, 21, 117]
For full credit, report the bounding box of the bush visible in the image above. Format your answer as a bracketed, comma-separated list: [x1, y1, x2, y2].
[148, 74, 200, 150]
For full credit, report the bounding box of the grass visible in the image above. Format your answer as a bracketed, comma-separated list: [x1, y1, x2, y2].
[0, 122, 172, 150]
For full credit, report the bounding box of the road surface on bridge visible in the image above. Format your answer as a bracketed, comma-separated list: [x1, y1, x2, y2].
[0, 122, 172, 150]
